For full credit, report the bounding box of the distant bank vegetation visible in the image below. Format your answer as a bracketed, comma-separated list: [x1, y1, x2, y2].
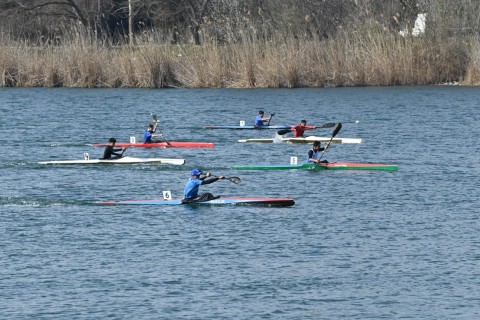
[1, 0, 480, 88]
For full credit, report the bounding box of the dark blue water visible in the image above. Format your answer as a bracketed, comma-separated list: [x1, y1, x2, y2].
[1, 87, 479, 319]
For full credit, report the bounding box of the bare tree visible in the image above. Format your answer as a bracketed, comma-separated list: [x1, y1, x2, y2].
[2, 0, 480, 46]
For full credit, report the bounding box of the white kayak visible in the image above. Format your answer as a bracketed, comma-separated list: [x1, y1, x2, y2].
[38, 156, 185, 165]
[238, 136, 363, 144]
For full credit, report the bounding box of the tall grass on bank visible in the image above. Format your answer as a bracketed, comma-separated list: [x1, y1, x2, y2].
[464, 36, 480, 85]
[1, 26, 478, 88]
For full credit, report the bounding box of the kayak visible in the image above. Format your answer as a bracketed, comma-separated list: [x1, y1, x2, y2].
[99, 197, 295, 207]
[203, 125, 316, 130]
[91, 141, 214, 148]
[38, 157, 185, 165]
[316, 162, 398, 171]
[238, 136, 363, 144]
[233, 162, 398, 172]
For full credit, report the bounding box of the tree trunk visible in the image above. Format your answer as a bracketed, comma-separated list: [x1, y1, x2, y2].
[129, 0, 134, 46]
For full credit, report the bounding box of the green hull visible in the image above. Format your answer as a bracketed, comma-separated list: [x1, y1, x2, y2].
[233, 162, 398, 172]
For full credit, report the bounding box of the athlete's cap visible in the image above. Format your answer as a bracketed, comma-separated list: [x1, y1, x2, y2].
[191, 169, 202, 176]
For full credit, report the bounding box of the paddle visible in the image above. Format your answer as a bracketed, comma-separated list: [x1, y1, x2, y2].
[318, 122, 342, 162]
[267, 113, 275, 126]
[227, 176, 241, 184]
[319, 120, 359, 127]
[319, 122, 337, 129]
[151, 114, 171, 146]
[117, 146, 129, 158]
[277, 128, 292, 135]
[211, 174, 241, 184]
[151, 114, 159, 130]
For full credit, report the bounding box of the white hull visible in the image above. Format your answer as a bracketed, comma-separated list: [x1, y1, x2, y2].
[238, 136, 363, 144]
[38, 157, 185, 165]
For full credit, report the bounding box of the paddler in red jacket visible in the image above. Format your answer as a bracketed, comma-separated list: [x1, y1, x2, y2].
[291, 120, 308, 137]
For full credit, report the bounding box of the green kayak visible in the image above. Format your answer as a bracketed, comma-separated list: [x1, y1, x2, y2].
[233, 162, 398, 172]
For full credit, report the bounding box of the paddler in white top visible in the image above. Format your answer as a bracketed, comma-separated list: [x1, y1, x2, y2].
[307, 141, 327, 164]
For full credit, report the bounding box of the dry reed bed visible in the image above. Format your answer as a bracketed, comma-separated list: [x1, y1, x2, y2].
[1, 31, 479, 88]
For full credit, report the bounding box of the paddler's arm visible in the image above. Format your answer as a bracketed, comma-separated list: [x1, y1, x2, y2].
[201, 177, 219, 185]
[200, 172, 225, 184]
[111, 148, 125, 157]
[308, 151, 325, 164]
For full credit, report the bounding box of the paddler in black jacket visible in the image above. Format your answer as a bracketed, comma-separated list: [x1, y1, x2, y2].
[102, 138, 126, 159]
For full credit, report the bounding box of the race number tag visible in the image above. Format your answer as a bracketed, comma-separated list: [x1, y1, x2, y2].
[83, 152, 90, 160]
[290, 156, 298, 165]
[130, 136, 136, 143]
[162, 191, 172, 200]
[239, 120, 245, 127]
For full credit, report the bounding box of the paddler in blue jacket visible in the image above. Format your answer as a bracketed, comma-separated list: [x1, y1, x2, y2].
[307, 141, 328, 164]
[254, 110, 273, 127]
[143, 123, 157, 143]
[102, 138, 126, 159]
[182, 169, 225, 203]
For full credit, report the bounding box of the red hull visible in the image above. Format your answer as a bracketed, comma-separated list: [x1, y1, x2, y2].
[92, 142, 214, 148]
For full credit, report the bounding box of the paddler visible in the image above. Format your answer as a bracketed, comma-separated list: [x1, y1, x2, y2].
[143, 123, 157, 143]
[254, 110, 274, 127]
[102, 138, 126, 159]
[182, 169, 225, 203]
[307, 141, 328, 164]
[291, 119, 308, 137]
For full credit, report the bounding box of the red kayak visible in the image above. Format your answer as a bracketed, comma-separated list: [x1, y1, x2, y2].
[92, 141, 214, 148]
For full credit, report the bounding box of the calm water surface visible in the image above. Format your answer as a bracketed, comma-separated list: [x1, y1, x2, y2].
[0, 87, 479, 319]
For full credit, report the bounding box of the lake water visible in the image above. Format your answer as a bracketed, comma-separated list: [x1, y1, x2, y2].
[0, 86, 479, 319]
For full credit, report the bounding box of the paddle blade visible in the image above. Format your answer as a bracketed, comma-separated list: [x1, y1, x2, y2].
[319, 122, 336, 128]
[277, 129, 291, 135]
[151, 114, 158, 123]
[228, 177, 241, 184]
[332, 123, 342, 137]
